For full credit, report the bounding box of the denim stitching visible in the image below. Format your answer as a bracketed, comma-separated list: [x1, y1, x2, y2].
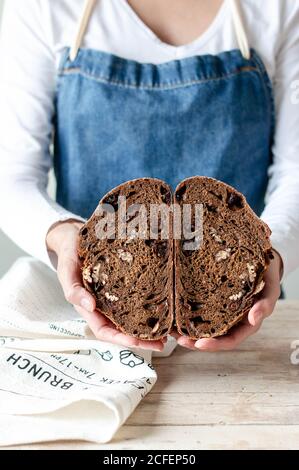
[251, 55, 275, 146]
[58, 66, 260, 90]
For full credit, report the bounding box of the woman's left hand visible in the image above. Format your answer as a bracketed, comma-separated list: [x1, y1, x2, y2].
[174, 250, 283, 351]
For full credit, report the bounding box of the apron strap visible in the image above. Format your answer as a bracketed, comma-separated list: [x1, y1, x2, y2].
[69, 0, 250, 62]
[69, 0, 97, 61]
[229, 0, 251, 60]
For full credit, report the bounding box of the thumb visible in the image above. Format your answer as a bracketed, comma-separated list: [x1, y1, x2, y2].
[248, 269, 281, 327]
[57, 249, 96, 312]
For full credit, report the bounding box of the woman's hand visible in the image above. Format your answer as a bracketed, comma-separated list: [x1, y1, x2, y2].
[46, 220, 164, 352]
[174, 250, 283, 351]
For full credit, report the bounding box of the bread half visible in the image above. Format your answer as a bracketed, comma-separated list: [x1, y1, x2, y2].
[78, 178, 174, 340]
[174, 176, 272, 339]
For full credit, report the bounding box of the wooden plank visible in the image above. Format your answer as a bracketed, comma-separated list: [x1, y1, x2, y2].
[5, 425, 299, 450]
[154, 347, 294, 365]
[151, 367, 299, 394]
[127, 392, 299, 425]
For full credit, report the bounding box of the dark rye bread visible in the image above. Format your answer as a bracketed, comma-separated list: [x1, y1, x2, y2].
[174, 177, 273, 339]
[78, 178, 174, 340]
[78, 176, 272, 341]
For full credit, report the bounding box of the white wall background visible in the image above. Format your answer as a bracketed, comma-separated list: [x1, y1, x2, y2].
[0, 0, 298, 297]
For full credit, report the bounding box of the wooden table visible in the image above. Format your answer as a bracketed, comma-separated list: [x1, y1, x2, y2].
[5, 300, 299, 450]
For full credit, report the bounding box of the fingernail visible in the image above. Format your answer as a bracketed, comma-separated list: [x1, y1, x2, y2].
[254, 311, 264, 325]
[81, 297, 93, 311]
[195, 339, 210, 349]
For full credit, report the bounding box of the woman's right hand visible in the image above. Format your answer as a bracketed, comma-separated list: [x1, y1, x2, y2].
[46, 220, 164, 352]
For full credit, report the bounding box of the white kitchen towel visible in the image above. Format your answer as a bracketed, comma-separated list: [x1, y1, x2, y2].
[0, 257, 176, 446]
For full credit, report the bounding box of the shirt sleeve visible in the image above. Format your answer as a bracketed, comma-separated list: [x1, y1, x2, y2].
[260, 0, 299, 278]
[0, 0, 85, 268]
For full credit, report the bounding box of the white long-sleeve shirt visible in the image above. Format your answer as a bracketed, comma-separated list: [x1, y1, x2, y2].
[0, 0, 299, 276]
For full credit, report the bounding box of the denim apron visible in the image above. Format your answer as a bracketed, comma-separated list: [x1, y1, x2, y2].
[54, 0, 274, 220]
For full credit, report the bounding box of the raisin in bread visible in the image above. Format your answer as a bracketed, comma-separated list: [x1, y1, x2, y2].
[174, 176, 272, 339]
[78, 178, 173, 340]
